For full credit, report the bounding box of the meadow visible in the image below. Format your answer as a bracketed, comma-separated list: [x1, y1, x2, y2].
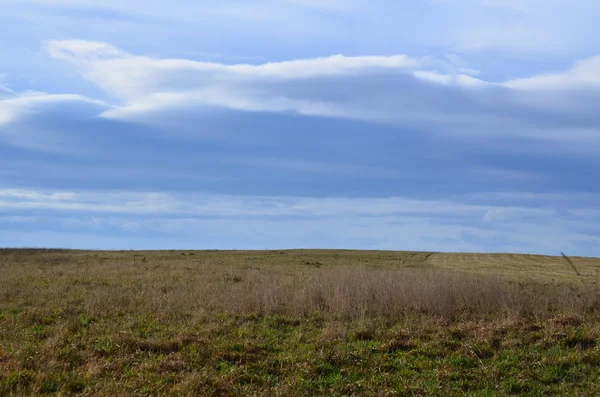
[1, 249, 600, 396]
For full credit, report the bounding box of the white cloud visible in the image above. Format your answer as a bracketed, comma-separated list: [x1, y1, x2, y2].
[47, 40, 457, 127]
[3, 40, 600, 149]
[46, 40, 422, 98]
[411, 70, 486, 87]
[41, 40, 600, 146]
[0, 92, 107, 126]
[505, 56, 600, 90]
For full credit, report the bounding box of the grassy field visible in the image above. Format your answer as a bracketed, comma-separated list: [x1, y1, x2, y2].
[2, 249, 600, 396]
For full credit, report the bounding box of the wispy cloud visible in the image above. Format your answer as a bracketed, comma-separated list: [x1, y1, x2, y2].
[505, 56, 600, 90]
[0, 187, 597, 254]
[37, 40, 600, 148]
[45, 40, 423, 93]
[0, 84, 15, 97]
[0, 92, 108, 126]
[0, 187, 571, 219]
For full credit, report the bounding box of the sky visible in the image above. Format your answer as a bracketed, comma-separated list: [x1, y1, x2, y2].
[1, 0, 599, 255]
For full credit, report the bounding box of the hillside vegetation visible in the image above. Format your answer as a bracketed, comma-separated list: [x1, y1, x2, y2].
[1, 249, 600, 396]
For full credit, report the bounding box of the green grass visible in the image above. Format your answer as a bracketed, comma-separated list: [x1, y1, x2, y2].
[1, 249, 600, 396]
[2, 312, 600, 396]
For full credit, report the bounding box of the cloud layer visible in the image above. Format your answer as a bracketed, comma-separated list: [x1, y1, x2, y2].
[31, 40, 598, 147]
[2, 38, 599, 150]
[1, 188, 598, 254]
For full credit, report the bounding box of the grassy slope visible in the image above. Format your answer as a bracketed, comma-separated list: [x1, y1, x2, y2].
[1, 249, 600, 396]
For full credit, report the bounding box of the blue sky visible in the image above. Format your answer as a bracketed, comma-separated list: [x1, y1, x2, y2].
[1, 0, 600, 255]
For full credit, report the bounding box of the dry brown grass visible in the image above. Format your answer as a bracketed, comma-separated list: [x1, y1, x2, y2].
[2, 249, 599, 322]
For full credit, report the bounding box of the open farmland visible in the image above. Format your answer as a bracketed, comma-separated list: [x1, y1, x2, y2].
[2, 249, 600, 396]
